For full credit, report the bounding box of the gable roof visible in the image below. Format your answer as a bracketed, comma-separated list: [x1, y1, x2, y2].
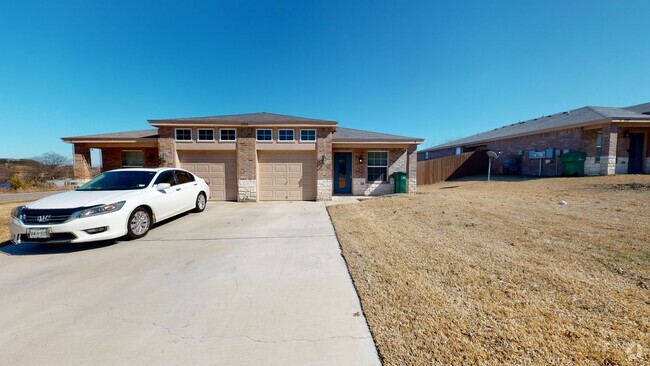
[333, 127, 423, 143]
[62, 129, 159, 142]
[421, 103, 650, 152]
[149, 112, 337, 126]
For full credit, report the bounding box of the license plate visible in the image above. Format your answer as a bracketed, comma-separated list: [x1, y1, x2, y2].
[27, 228, 51, 239]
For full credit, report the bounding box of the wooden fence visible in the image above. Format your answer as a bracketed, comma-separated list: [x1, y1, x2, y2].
[417, 151, 489, 185]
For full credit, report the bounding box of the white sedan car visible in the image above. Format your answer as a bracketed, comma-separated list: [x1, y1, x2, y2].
[8, 168, 210, 244]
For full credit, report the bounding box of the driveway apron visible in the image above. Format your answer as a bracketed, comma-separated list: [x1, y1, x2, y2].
[0, 201, 380, 366]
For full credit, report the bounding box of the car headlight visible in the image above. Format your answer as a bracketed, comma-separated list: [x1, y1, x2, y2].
[78, 201, 126, 218]
[11, 205, 25, 218]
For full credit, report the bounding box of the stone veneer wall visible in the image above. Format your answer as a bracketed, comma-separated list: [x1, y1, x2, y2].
[316, 128, 333, 200]
[599, 124, 618, 175]
[407, 145, 417, 193]
[157, 127, 177, 167]
[236, 127, 257, 202]
[73, 144, 92, 180]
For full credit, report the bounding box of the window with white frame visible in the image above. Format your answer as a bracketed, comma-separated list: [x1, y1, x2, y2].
[454, 147, 462, 155]
[300, 129, 316, 142]
[175, 128, 192, 141]
[122, 150, 144, 167]
[197, 129, 215, 141]
[219, 129, 236, 141]
[367, 151, 388, 182]
[256, 129, 272, 141]
[278, 129, 294, 141]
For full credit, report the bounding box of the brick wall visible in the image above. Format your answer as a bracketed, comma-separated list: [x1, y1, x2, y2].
[485, 128, 585, 176]
[101, 147, 160, 171]
[101, 149, 121, 171]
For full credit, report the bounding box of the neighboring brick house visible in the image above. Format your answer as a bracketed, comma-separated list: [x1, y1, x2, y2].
[418, 102, 650, 176]
[62, 113, 423, 201]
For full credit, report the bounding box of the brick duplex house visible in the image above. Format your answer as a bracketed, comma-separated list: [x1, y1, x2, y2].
[62, 113, 423, 201]
[418, 102, 650, 176]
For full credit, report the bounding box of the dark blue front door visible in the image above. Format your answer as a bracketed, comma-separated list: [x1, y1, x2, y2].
[333, 152, 352, 194]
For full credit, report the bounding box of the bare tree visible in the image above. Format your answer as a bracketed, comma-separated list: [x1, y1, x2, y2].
[35, 152, 70, 168]
[32, 152, 72, 180]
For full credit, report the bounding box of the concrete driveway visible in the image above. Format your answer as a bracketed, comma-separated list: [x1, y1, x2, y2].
[0, 202, 380, 366]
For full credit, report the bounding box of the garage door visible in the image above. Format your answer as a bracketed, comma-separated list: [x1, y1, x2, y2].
[258, 152, 316, 201]
[179, 152, 237, 201]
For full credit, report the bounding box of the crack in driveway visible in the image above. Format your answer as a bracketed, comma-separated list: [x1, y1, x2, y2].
[106, 308, 371, 344]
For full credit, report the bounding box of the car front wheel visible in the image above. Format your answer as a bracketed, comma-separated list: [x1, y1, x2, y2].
[127, 207, 151, 239]
[194, 192, 207, 213]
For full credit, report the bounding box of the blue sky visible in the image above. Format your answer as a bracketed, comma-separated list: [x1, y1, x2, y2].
[1, 0, 649, 159]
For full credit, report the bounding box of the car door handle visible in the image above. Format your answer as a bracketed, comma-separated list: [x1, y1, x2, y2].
[176, 188, 181, 191]
[193, 183, 198, 186]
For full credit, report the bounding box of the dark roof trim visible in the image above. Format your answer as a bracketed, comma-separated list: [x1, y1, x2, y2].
[149, 112, 337, 126]
[333, 127, 424, 143]
[61, 129, 159, 142]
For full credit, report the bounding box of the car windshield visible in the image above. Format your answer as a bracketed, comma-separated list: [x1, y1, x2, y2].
[77, 171, 157, 191]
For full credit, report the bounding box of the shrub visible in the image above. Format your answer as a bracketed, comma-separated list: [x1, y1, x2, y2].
[9, 175, 26, 190]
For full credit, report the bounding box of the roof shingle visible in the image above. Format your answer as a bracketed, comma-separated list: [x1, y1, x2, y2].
[421, 103, 650, 152]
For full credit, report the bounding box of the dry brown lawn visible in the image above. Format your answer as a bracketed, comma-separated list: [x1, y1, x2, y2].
[0, 200, 32, 243]
[328, 175, 649, 365]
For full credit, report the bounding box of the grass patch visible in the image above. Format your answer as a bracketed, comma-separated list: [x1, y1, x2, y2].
[0, 200, 34, 242]
[328, 175, 649, 365]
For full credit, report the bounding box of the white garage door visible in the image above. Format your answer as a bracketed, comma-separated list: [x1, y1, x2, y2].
[179, 152, 237, 201]
[258, 152, 317, 201]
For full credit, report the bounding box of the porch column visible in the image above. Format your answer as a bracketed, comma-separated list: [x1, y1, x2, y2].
[316, 127, 333, 201]
[236, 127, 257, 202]
[73, 144, 92, 180]
[157, 127, 176, 167]
[599, 124, 618, 175]
[407, 144, 417, 193]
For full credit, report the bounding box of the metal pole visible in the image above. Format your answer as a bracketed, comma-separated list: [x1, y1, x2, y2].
[539, 158, 542, 177]
[488, 159, 492, 181]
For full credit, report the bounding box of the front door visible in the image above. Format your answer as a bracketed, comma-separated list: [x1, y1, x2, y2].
[628, 133, 644, 174]
[333, 152, 352, 194]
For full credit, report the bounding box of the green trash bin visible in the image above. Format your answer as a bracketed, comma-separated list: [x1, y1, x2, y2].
[560, 151, 587, 176]
[394, 172, 407, 193]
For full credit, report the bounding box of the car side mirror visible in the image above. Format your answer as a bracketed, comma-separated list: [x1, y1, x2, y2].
[156, 183, 171, 190]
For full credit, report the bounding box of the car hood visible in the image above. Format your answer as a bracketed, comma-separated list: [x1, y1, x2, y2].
[25, 190, 144, 209]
